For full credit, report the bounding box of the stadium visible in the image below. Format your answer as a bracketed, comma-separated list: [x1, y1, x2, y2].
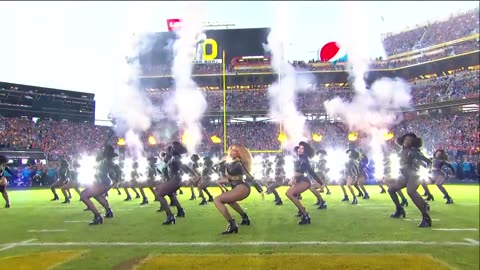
[0, 2, 478, 270]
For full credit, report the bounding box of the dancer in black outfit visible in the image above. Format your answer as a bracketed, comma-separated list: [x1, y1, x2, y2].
[0, 155, 12, 208]
[156, 142, 199, 225]
[388, 133, 433, 227]
[80, 145, 121, 225]
[286, 142, 323, 225]
[214, 144, 264, 234]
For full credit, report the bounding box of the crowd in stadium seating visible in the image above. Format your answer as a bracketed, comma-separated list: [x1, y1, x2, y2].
[382, 8, 478, 55]
[36, 120, 114, 161]
[420, 9, 479, 48]
[0, 117, 36, 149]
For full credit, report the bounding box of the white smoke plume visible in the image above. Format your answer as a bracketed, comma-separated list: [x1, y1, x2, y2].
[324, 1, 412, 160]
[166, 2, 207, 154]
[264, 3, 308, 150]
[109, 4, 162, 158]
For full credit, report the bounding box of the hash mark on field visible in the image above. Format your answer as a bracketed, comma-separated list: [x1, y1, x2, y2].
[433, 228, 478, 231]
[403, 218, 440, 221]
[0, 239, 37, 252]
[64, 221, 89, 223]
[27, 229, 67, 233]
[464, 238, 480, 245]
[2, 239, 478, 248]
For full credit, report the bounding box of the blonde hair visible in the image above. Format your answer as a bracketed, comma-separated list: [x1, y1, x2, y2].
[228, 144, 253, 174]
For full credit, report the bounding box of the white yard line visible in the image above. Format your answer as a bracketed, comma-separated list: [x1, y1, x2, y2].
[0, 239, 37, 251]
[0, 239, 478, 250]
[464, 238, 480, 245]
[432, 228, 478, 231]
[27, 230, 67, 233]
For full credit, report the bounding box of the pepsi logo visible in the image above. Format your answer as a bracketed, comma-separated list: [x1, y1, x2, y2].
[319, 41, 348, 62]
[166, 18, 182, 31]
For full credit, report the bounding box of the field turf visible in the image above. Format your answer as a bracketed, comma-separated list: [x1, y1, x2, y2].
[0, 184, 478, 270]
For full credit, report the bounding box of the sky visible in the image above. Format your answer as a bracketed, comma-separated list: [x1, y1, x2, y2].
[0, 1, 478, 122]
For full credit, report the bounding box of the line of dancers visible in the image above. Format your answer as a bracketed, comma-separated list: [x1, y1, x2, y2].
[1, 132, 457, 232]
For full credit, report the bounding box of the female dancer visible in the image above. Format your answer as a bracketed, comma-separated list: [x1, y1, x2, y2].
[431, 150, 455, 204]
[286, 141, 323, 225]
[388, 133, 433, 227]
[156, 142, 198, 225]
[60, 160, 82, 203]
[188, 154, 200, 200]
[139, 156, 159, 205]
[50, 160, 70, 202]
[213, 158, 229, 193]
[122, 161, 141, 201]
[357, 151, 371, 200]
[214, 144, 264, 234]
[340, 150, 360, 204]
[198, 156, 215, 205]
[80, 145, 121, 225]
[315, 150, 331, 195]
[266, 155, 285, 205]
[0, 155, 12, 208]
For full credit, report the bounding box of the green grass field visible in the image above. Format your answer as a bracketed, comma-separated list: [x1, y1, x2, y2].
[0, 184, 478, 270]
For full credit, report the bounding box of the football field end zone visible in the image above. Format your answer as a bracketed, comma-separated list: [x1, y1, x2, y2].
[0, 250, 86, 270]
[135, 253, 455, 270]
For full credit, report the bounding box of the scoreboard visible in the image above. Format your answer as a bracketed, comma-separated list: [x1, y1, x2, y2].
[139, 28, 271, 67]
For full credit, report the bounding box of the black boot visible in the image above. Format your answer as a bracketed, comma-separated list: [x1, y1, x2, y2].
[105, 209, 114, 218]
[222, 220, 238, 234]
[176, 208, 186, 218]
[189, 195, 196, 201]
[135, 194, 141, 199]
[240, 214, 250, 226]
[326, 190, 331, 195]
[124, 196, 132, 201]
[390, 207, 406, 218]
[314, 199, 321, 206]
[51, 194, 59, 201]
[351, 197, 358, 205]
[400, 198, 409, 207]
[68, 194, 72, 199]
[317, 201, 327, 210]
[117, 189, 121, 196]
[422, 192, 428, 196]
[426, 194, 434, 201]
[156, 207, 164, 212]
[162, 214, 176, 225]
[380, 189, 386, 194]
[357, 191, 364, 198]
[298, 213, 311, 225]
[140, 198, 148, 205]
[83, 208, 90, 211]
[418, 214, 432, 227]
[5, 203, 10, 208]
[341, 196, 349, 202]
[169, 200, 176, 206]
[61, 199, 70, 204]
[275, 199, 283, 205]
[178, 189, 184, 195]
[363, 193, 370, 200]
[208, 196, 214, 202]
[89, 214, 104, 225]
[199, 198, 208, 205]
[446, 197, 454, 204]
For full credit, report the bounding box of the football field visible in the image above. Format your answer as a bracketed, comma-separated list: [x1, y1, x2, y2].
[0, 185, 478, 270]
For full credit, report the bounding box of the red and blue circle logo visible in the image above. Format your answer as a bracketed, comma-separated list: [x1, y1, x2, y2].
[319, 41, 348, 62]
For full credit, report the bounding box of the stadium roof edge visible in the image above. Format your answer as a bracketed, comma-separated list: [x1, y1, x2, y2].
[0, 80, 94, 97]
